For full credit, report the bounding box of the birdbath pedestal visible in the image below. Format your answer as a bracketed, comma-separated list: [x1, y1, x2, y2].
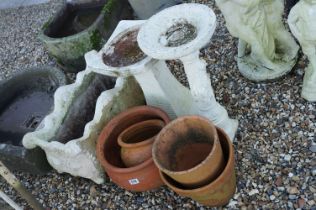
[138, 3, 238, 140]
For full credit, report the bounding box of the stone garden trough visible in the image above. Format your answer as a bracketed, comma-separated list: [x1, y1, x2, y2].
[0, 67, 67, 174]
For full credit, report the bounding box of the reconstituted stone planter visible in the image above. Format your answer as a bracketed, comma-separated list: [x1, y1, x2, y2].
[0, 67, 67, 174]
[23, 70, 145, 184]
[39, 0, 130, 72]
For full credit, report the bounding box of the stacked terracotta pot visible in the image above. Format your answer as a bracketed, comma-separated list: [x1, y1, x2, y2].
[96, 106, 236, 206]
[152, 116, 236, 207]
[96, 106, 170, 191]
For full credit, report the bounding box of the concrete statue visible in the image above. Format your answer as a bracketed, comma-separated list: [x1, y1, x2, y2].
[216, 0, 299, 81]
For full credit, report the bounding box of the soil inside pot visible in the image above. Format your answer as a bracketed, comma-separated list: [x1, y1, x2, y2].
[163, 22, 197, 47]
[54, 74, 116, 144]
[164, 128, 230, 190]
[172, 142, 212, 171]
[0, 91, 54, 146]
[102, 29, 146, 67]
[165, 128, 214, 171]
[47, 4, 103, 38]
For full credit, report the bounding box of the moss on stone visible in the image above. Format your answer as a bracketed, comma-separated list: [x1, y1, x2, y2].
[90, 30, 102, 49]
[102, 0, 118, 30]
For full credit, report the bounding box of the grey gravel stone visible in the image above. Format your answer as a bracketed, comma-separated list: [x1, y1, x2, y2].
[0, 0, 315, 209]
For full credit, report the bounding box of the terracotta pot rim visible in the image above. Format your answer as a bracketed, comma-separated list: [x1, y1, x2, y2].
[153, 115, 219, 175]
[160, 127, 234, 193]
[118, 119, 165, 148]
[96, 105, 170, 173]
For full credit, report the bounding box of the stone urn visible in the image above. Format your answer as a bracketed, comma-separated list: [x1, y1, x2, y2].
[0, 66, 67, 174]
[118, 119, 165, 167]
[39, 0, 130, 72]
[160, 127, 236, 207]
[153, 116, 225, 188]
[23, 69, 145, 184]
[96, 106, 170, 191]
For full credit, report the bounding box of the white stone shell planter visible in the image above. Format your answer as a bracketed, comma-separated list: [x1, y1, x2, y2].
[22, 70, 145, 184]
[137, 3, 238, 140]
[86, 20, 197, 119]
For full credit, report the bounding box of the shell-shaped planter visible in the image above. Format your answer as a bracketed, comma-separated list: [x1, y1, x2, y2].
[23, 69, 145, 184]
[39, 0, 130, 72]
[0, 66, 67, 174]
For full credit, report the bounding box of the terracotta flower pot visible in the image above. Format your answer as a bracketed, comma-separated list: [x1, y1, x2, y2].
[153, 116, 225, 188]
[96, 106, 170, 191]
[160, 127, 236, 207]
[118, 119, 165, 167]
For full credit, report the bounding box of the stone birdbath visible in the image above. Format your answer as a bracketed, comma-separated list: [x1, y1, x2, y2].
[86, 20, 197, 120]
[137, 3, 238, 140]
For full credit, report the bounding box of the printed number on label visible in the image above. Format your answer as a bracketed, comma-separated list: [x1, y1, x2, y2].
[128, 178, 140, 185]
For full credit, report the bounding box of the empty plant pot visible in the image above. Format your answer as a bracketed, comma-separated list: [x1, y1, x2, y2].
[39, 0, 130, 72]
[160, 127, 236, 207]
[153, 116, 225, 188]
[118, 119, 165, 167]
[96, 106, 170, 191]
[0, 66, 67, 174]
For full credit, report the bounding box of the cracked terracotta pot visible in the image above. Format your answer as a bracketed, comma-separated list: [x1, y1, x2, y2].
[118, 119, 165, 167]
[96, 106, 170, 191]
[160, 127, 236, 207]
[153, 116, 225, 188]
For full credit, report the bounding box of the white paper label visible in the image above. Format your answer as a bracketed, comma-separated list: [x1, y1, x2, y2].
[128, 178, 140, 185]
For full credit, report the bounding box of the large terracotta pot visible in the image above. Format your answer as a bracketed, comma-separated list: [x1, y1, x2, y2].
[118, 119, 165, 167]
[153, 116, 225, 188]
[160, 127, 236, 207]
[96, 106, 170, 191]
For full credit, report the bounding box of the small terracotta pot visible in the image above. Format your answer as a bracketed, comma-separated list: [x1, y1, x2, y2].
[153, 116, 225, 188]
[160, 127, 236, 207]
[96, 106, 170, 191]
[118, 119, 165, 167]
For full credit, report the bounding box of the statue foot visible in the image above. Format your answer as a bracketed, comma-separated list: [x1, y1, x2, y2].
[237, 39, 298, 82]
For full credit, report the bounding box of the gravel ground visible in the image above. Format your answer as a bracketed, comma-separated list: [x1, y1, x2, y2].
[0, 0, 315, 209]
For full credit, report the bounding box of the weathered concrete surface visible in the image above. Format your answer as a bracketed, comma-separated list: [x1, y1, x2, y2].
[0, 66, 67, 174]
[39, 0, 130, 72]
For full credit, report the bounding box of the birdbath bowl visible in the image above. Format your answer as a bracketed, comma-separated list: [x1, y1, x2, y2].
[138, 3, 215, 60]
[138, 3, 238, 140]
[86, 20, 198, 119]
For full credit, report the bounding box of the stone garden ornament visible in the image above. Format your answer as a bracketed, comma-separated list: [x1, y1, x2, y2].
[137, 3, 238, 140]
[288, 0, 316, 101]
[86, 20, 197, 120]
[216, 0, 299, 82]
